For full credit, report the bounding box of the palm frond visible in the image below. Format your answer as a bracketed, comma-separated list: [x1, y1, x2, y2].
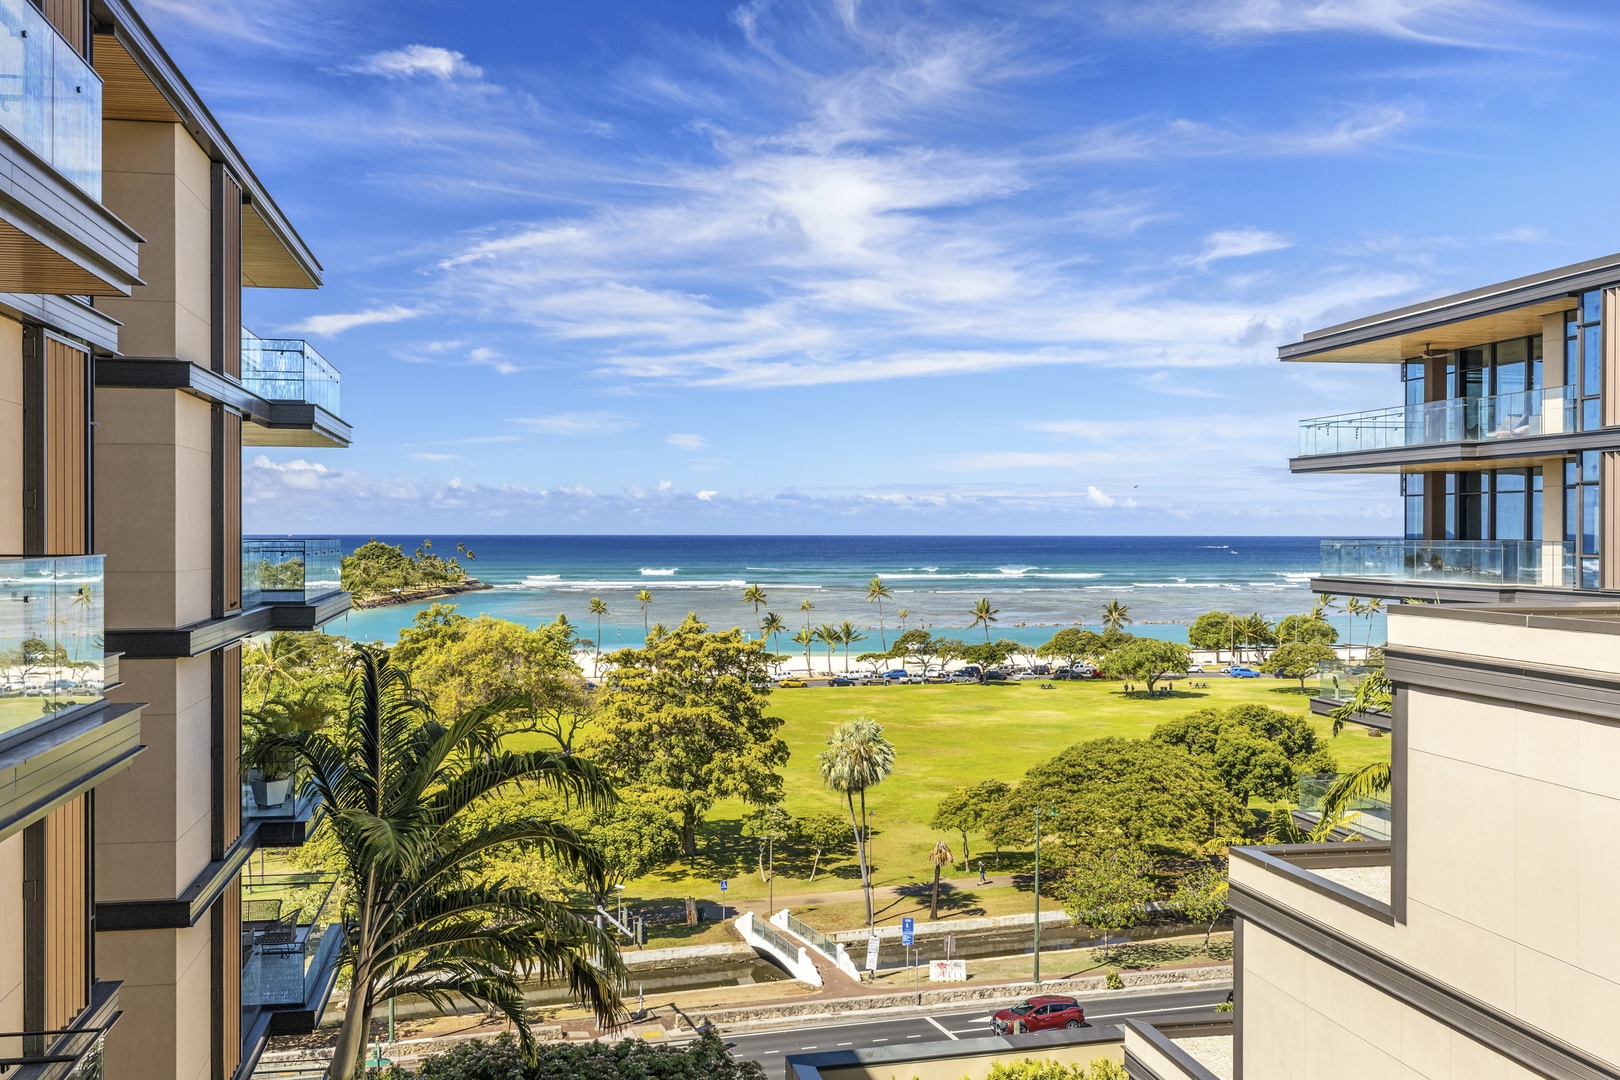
[1321, 762, 1392, 818]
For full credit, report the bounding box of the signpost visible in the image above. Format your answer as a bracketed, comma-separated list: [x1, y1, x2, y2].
[719, 879, 728, 921]
[901, 917, 915, 947]
[864, 935, 881, 975]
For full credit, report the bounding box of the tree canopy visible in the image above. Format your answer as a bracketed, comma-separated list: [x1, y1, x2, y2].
[1273, 613, 1339, 646]
[583, 615, 788, 857]
[1262, 641, 1337, 690]
[1102, 638, 1190, 692]
[1151, 704, 1337, 804]
[340, 538, 472, 601]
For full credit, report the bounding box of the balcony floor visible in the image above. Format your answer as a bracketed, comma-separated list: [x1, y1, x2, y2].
[1311, 864, 1391, 906]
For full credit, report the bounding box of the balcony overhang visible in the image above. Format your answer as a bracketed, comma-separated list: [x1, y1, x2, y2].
[94, 358, 352, 448]
[0, 701, 144, 842]
[91, 2, 322, 289]
[243, 403, 352, 449]
[1290, 427, 1620, 474]
[1279, 250, 1620, 364]
[0, 135, 143, 297]
[1309, 574, 1620, 605]
[105, 593, 352, 658]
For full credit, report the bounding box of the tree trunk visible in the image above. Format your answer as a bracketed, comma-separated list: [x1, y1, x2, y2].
[844, 793, 869, 925]
[328, 961, 373, 1080]
[859, 788, 873, 927]
[809, 848, 821, 882]
[959, 832, 970, 867]
[681, 807, 698, 859]
[930, 864, 940, 919]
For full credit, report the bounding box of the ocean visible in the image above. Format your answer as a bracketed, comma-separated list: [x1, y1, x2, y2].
[323, 535, 1387, 650]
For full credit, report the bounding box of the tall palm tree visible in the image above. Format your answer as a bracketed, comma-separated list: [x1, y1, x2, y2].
[791, 626, 815, 676]
[743, 584, 768, 639]
[814, 623, 840, 675]
[588, 597, 608, 676]
[1344, 597, 1366, 658]
[970, 598, 999, 642]
[636, 589, 653, 636]
[1364, 597, 1385, 651]
[818, 718, 896, 928]
[866, 576, 894, 650]
[1102, 599, 1132, 631]
[928, 839, 954, 920]
[897, 608, 910, 634]
[246, 633, 305, 713]
[761, 611, 786, 655]
[279, 648, 623, 1080]
[838, 620, 865, 672]
[799, 597, 816, 633]
[1240, 612, 1275, 662]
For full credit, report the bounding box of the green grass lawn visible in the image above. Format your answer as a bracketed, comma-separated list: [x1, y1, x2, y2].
[623, 679, 1390, 907]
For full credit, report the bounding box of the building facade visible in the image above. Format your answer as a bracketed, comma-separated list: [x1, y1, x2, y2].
[0, 3, 351, 1080]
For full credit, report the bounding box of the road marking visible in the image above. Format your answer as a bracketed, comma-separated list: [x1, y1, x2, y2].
[800, 1046, 817, 1050]
[907, 1034, 923, 1039]
[763, 1051, 779, 1055]
[925, 1017, 959, 1041]
[838, 1042, 852, 1046]
[872, 1038, 888, 1043]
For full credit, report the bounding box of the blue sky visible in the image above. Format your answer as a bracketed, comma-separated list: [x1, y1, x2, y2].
[144, 0, 1620, 534]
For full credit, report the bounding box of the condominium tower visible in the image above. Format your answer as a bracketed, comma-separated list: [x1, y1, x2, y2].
[0, 4, 352, 1080]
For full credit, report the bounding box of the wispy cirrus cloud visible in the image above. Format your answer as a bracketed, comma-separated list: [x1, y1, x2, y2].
[1095, 0, 1550, 46]
[353, 45, 483, 81]
[665, 433, 706, 450]
[291, 305, 420, 336]
[511, 412, 637, 435]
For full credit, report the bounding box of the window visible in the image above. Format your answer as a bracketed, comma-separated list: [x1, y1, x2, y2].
[1403, 474, 1424, 540]
[1569, 296, 1603, 432]
[1495, 471, 1526, 541]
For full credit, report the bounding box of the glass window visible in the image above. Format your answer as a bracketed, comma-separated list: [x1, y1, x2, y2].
[1583, 485, 1600, 555]
[1585, 399, 1602, 431]
[1584, 289, 1602, 326]
[1566, 487, 1577, 544]
[1458, 471, 1486, 540]
[1495, 472, 1526, 541]
[1567, 328, 1580, 387]
[1403, 473, 1424, 540]
[1584, 557, 1601, 591]
[1531, 469, 1543, 541]
[1584, 325, 1602, 393]
[1583, 450, 1601, 483]
[1404, 362, 1425, 407]
[1495, 360, 1526, 398]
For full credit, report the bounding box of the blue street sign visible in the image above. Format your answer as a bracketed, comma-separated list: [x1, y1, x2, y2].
[901, 916, 914, 947]
[719, 879, 728, 891]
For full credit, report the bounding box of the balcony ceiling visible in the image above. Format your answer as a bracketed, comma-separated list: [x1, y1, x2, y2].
[1283, 298, 1571, 363]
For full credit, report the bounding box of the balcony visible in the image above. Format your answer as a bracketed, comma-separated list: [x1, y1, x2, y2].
[243, 778, 325, 847]
[1297, 387, 1576, 460]
[241, 330, 340, 414]
[1319, 538, 1574, 594]
[0, 0, 102, 198]
[242, 538, 343, 608]
[1297, 773, 1392, 841]
[241, 873, 344, 1036]
[0, 555, 104, 741]
[0, 983, 120, 1080]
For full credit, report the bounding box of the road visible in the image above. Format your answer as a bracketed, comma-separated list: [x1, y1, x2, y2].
[717, 985, 1231, 1074]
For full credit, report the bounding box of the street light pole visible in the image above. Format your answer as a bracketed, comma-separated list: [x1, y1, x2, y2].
[1033, 808, 1042, 986]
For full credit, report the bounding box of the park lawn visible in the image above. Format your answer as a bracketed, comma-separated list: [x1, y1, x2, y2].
[792, 882, 1043, 933]
[620, 679, 1390, 905]
[866, 931, 1234, 989]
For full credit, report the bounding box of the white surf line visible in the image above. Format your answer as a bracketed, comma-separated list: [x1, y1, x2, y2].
[925, 1016, 960, 1041]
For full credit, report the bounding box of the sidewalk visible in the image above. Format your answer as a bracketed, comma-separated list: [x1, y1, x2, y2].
[729, 872, 1019, 914]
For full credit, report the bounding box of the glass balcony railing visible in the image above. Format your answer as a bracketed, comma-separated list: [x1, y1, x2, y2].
[0, 555, 104, 742]
[1320, 538, 1574, 588]
[241, 330, 341, 414]
[1298, 773, 1392, 841]
[0, 0, 102, 197]
[1316, 658, 1372, 703]
[241, 873, 340, 1010]
[242, 538, 342, 608]
[1299, 387, 1576, 457]
[0, 1026, 106, 1079]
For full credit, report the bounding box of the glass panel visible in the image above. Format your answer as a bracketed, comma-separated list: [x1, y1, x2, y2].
[1297, 387, 1576, 456]
[1568, 329, 1580, 387]
[1495, 491, 1525, 541]
[0, 0, 101, 196]
[1583, 289, 1602, 326]
[0, 555, 105, 741]
[240, 330, 342, 414]
[1584, 325, 1602, 395]
[1584, 486, 1600, 555]
[1403, 362, 1425, 407]
[241, 874, 339, 1009]
[1584, 398, 1601, 431]
[1582, 557, 1600, 590]
[1583, 450, 1601, 483]
[1494, 361, 1526, 397]
[1320, 539, 1555, 586]
[241, 538, 342, 606]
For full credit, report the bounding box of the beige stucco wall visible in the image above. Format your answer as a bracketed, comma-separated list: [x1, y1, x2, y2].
[97, 921, 213, 1080]
[1241, 922, 1539, 1080]
[95, 387, 212, 630]
[95, 655, 213, 901]
[0, 316, 21, 552]
[818, 1040, 1122, 1080]
[0, 832, 22, 1034]
[1388, 608, 1620, 673]
[97, 121, 212, 366]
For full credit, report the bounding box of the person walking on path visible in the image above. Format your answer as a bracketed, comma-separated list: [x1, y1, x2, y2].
[978, 860, 987, 885]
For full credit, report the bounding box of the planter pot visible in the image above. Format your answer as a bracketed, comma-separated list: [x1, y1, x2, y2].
[251, 776, 292, 809]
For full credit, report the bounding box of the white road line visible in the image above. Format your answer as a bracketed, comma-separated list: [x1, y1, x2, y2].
[925, 1016, 960, 1041]
[872, 1038, 888, 1043]
[837, 1042, 852, 1046]
[763, 1051, 779, 1055]
[907, 1034, 923, 1039]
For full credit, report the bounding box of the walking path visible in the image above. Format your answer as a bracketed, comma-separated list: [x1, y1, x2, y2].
[729, 873, 1019, 915]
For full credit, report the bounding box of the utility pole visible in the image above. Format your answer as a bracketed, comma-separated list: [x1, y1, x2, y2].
[1033, 803, 1054, 986]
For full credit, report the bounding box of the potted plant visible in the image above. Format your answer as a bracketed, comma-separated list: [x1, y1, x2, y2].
[242, 707, 301, 810]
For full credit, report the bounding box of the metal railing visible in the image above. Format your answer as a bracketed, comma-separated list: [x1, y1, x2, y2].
[0, 1027, 106, 1080]
[751, 916, 801, 961]
[242, 538, 342, 607]
[0, 554, 104, 741]
[780, 912, 840, 962]
[241, 330, 341, 414]
[0, 0, 102, 197]
[1320, 538, 1573, 588]
[1299, 387, 1575, 457]
[241, 874, 340, 1009]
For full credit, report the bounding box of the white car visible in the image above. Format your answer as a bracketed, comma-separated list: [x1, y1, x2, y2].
[1013, 671, 1041, 681]
[1186, 663, 1205, 673]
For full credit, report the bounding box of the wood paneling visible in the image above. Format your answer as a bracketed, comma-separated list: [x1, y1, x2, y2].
[212, 169, 242, 376]
[92, 35, 183, 123]
[44, 338, 88, 556]
[42, 0, 87, 57]
[217, 877, 242, 1080]
[22, 797, 90, 1034]
[242, 205, 320, 290]
[0, 219, 130, 296]
[1285, 298, 1572, 364]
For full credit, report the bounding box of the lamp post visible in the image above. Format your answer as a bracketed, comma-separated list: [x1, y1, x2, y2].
[615, 883, 626, 930]
[1032, 803, 1056, 986]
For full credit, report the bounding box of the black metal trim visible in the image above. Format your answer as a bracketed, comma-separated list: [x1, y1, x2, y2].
[95, 823, 259, 930]
[105, 593, 351, 658]
[95, 357, 351, 446]
[1310, 696, 1391, 730]
[1229, 882, 1616, 1080]
[1385, 643, 1620, 721]
[21, 325, 42, 554]
[1309, 574, 1620, 606]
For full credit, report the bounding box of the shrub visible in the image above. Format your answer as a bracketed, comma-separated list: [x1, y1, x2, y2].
[982, 1059, 1127, 1080]
[1105, 969, 1124, 990]
[384, 1032, 766, 1080]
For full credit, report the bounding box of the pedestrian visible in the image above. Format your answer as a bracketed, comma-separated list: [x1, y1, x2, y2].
[978, 860, 987, 885]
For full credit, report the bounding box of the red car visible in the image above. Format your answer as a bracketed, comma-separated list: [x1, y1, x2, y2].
[990, 995, 1086, 1034]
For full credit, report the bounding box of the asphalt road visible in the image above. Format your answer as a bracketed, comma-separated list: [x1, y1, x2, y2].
[718, 985, 1231, 1075]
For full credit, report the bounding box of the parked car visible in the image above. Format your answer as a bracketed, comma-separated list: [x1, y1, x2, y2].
[1031, 664, 1052, 675]
[778, 677, 809, 688]
[1227, 666, 1261, 678]
[883, 669, 910, 680]
[990, 995, 1086, 1035]
[857, 676, 885, 686]
[982, 670, 1010, 682]
[829, 676, 855, 686]
[1186, 663, 1205, 673]
[950, 673, 977, 684]
[959, 665, 983, 678]
[1012, 671, 1041, 681]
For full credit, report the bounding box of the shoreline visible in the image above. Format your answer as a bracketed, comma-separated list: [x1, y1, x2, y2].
[349, 578, 495, 610]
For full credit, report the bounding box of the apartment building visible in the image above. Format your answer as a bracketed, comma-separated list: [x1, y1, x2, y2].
[1119, 262, 1620, 1080]
[0, 3, 352, 1080]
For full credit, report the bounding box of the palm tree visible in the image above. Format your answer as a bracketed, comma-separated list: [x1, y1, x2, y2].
[636, 589, 653, 636]
[246, 633, 305, 713]
[799, 597, 816, 633]
[818, 718, 896, 929]
[1344, 597, 1366, 659]
[928, 839, 954, 920]
[588, 597, 608, 676]
[897, 608, 910, 634]
[814, 623, 840, 675]
[791, 627, 815, 676]
[1364, 597, 1385, 651]
[761, 611, 786, 655]
[970, 598, 999, 642]
[1102, 599, 1132, 631]
[866, 577, 894, 650]
[1240, 612, 1275, 663]
[838, 620, 865, 672]
[743, 584, 768, 639]
[279, 648, 623, 1080]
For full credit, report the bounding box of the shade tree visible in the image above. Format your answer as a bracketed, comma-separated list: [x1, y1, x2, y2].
[1103, 639, 1191, 693]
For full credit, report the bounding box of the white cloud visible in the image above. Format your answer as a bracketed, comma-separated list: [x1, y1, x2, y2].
[409, 452, 459, 461]
[665, 433, 707, 450]
[353, 45, 483, 81]
[696, 490, 720, 500]
[511, 412, 637, 435]
[1099, 0, 1540, 46]
[1184, 228, 1293, 269]
[1068, 106, 1412, 162]
[1085, 485, 1116, 507]
[291, 305, 419, 336]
